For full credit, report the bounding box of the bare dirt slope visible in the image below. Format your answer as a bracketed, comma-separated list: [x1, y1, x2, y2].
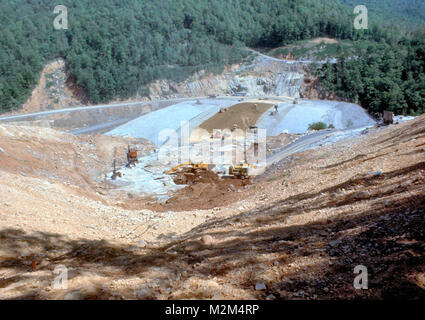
[0, 124, 154, 187]
[5, 59, 88, 116]
[268, 37, 340, 59]
[199, 102, 274, 133]
[0, 116, 424, 300]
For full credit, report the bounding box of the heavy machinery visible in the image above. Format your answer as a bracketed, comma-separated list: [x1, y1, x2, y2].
[167, 162, 211, 175]
[126, 145, 138, 168]
[167, 162, 216, 185]
[229, 162, 254, 179]
[111, 160, 122, 180]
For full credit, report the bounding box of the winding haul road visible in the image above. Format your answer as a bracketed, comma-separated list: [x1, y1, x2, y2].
[249, 49, 337, 65]
[0, 96, 216, 123]
[0, 95, 294, 135]
[0, 94, 368, 170]
[0, 95, 293, 122]
[266, 129, 338, 166]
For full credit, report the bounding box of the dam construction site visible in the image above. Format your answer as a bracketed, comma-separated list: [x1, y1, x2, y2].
[0, 50, 424, 301]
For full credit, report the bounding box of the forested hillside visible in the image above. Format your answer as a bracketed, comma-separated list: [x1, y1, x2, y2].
[315, 0, 425, 116]
[337, 0, 425, 29]
[0, 0, 375, 113]
[1, 0, 424, 116]
[316, 33, 425, 115]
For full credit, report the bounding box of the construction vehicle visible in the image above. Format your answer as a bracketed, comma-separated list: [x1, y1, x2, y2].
[126, 145, 138, 168]
[167, 162, 216, 185]
[383, 110, 394, 125]
[168, 162, 215, 185]
[111, 160, 122, 180]
[229, 162, 254, 180]
[167, 162, 211, 175]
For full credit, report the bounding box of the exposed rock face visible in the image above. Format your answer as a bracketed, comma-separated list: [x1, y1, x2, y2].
[19, 59, 88, 115]
[17, 53, 329, 117]
[148, 54, 324, 100]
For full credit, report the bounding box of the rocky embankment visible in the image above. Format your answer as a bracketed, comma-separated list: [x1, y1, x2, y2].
[148, 53, 328, 100]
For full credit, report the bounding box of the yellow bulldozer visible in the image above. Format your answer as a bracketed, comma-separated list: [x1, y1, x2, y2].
[167, 162, 254, 180]
[229, 162, 254, 179]
[167, 162, 211, 175]
[167, 162, 216, 185]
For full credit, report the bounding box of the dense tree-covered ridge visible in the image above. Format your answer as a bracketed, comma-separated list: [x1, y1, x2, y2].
[317, 1, 425, 116]
[0, 0, 372, 113]
[1, 0, 424, 116]
[337, 0, 425, 29]
[315, 33, 425, 115]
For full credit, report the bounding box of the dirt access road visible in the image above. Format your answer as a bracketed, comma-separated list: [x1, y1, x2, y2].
[0, 96, 292, 136]
[266, 128, 348, 166]
[0, 95, 291, 124]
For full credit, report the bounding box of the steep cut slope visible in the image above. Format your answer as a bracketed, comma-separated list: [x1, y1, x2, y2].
[0, 115, 423, 299]
[15, 59, 88, 115]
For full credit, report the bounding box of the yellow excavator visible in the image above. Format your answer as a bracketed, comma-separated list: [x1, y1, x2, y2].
[167, 162, 254, 180]
[167, 162, 210, 175]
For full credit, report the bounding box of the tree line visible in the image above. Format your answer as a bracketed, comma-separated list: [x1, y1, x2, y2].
[0, 0, 379, 113]
[1, 0, 423, 116]
[316, 33, 425, 115]
[337, 0, 425, 29]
